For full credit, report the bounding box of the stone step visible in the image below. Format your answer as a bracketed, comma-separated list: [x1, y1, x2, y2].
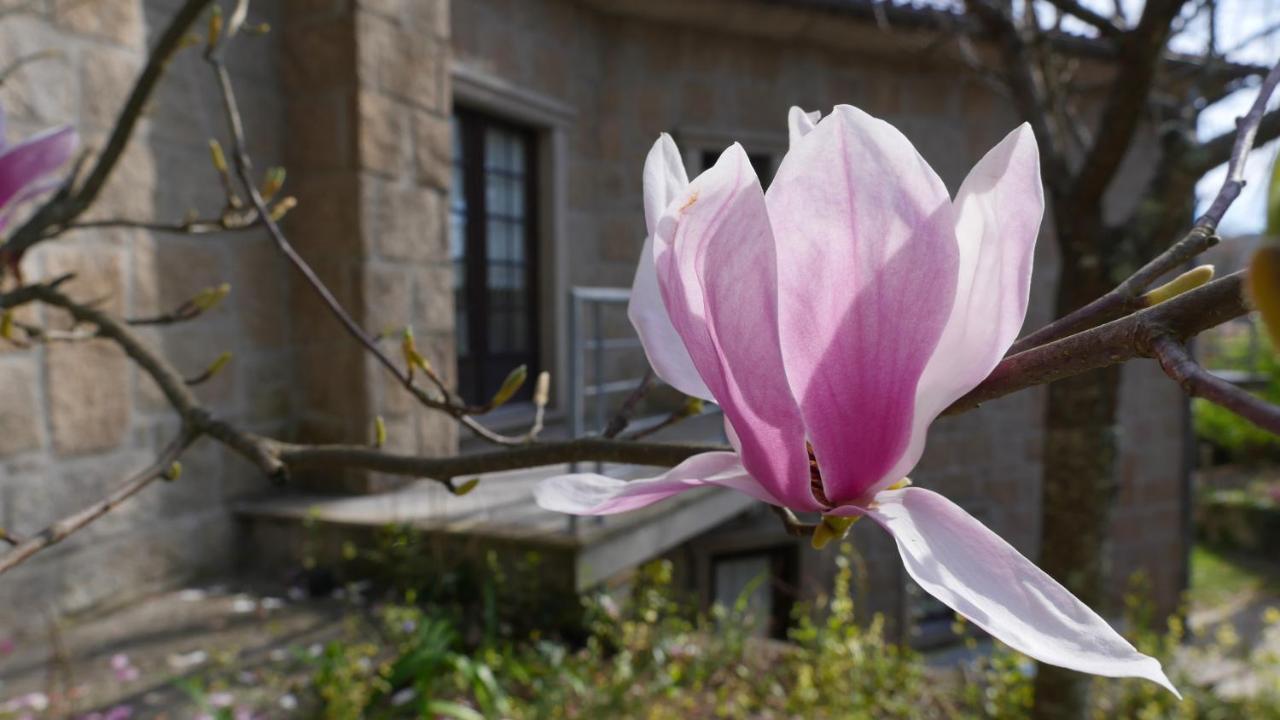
[233, 411, 742, 594]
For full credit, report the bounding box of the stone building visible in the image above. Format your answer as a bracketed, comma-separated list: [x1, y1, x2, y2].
[0, 0, 1191, 642]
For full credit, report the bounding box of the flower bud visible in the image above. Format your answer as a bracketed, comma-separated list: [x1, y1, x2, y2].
[489, 364, 527, 409]
[1141, 265, 1214, 307]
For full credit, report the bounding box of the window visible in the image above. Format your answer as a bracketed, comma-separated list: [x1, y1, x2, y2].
[710, 546, 797, 639]
[450, 109, 540, 404]
[699, 149, 776, 187]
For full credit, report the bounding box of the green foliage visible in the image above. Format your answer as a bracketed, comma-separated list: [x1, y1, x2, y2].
[286, 546, 1280, 719]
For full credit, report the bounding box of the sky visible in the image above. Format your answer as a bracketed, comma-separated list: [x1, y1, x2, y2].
[983, 0, 1280, 235]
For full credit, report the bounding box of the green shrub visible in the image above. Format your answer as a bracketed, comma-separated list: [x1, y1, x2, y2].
[1194, 323, 1280, 462]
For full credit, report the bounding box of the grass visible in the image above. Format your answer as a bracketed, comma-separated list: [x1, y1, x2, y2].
[1188, 544, 1280, 608]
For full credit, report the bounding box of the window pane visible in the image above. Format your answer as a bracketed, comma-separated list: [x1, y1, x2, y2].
[455, 110, 537, 403]
[713, 554, 773, 638]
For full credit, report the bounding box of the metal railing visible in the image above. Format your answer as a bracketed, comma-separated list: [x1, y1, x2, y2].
[567, 286, 647, 473]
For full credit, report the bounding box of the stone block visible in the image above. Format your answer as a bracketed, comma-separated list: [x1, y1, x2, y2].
[0, 19, 77, 126]
[412, 111, 451, 192]
[0, 359, 43, 456]
[54, 0, 143, 47]
[281, 15, 357, 92]
[230, 237, 291, 350]
[131, 236, 226, 319]
[39, 243, 126, 330]
[285, 171, 364, 258]
[79, 46, 140, 130]
[357, 90, 405, 177]
[363, 263, 413, 330]
[367, 180, 441, 262]
[412, 263, 454, 333]
[46, 340, 131, 456]
[285, 91, 356, 172]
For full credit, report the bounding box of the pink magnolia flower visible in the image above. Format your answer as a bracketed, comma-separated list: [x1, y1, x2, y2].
[537, 105, 1178, 693]
[0, 106, 77, 233]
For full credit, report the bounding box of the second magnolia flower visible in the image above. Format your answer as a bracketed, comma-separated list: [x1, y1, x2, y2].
[536, 104, 1177, 694]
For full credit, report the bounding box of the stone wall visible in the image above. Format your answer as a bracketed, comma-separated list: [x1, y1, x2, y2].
[453, 0, 1191, 616]
[280, 0, 455, 492]
[0, 0, 291, 625]
[0, 0, 1191, 631]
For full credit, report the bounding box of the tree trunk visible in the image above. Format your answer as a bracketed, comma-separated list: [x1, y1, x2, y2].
[1031, 216, 1122, 720]
[1030, 367, 1122, 719]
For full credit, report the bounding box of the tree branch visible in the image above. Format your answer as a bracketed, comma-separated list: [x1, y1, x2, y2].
[966, 0, 1071, 199]
[1152, 335, 1280, 433]
[1067, 0, 1184, 214]
[947, 271, 1249, 415]
[1010, 58, 1280, 354]
[0, 433, 192, 575]
[1042, 0, 1124, 37]
[267, 436, 728, 482]
[0, 0, 215, 266]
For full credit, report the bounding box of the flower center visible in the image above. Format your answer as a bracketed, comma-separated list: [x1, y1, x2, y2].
[806, 441, 832, 507]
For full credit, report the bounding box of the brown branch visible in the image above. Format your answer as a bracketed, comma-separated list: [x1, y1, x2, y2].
[1151, 335, 1280, 433]
[1042, 0, 1123, 37]
[266, 437, 728, 481]
[947, 271, 1250, 415]
[61, 212, 265, 237]
[965, 0, 1071, 199]
[0, 0, 214, 264]
[1191, 109, 1280, 179]
[1010, 58, 1280, 354]
[603, 370, 656, 438]
[202, 30, 541, 447]
[0, 433, 192, 575]
[1067, 0, 1184, 215]
[771, 505, 817, 537]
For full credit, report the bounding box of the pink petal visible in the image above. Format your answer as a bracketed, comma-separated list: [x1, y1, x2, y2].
[642, 133, 688, 234]
[653, 144, 821, 511]
[787, 106, 820, 149]
[0, 126, 76, 212]
[768, 105, 958, 505]
[628, 136, 713, 401]
[534, 451, 780, 515]
[861, 487, 1179, 695]
[879, 124, 1045, 491]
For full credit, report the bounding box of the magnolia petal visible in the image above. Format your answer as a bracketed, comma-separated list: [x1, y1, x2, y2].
[629, 136, 713, 401]
[653, 144, 821, 512]
[628, 235, 714, 401]
[878, 124, 1044, 493]
[533, 451, 780, 515]
[642, 133, 689, 235]
[0, 126, 76, 212]
[768, 105, 958, 506]
[862, 487, 1179, 695]
[787, 106, 820, 149]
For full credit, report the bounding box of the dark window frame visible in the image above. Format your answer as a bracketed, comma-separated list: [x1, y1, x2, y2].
[708, 544, 798, 639]
[452, 107, 541, 405]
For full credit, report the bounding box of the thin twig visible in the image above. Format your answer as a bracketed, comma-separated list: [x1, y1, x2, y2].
[1041, 0, 1123, 37]
[0, 433, 193, 575]
[602, 369, 655, 438]
[1, 0, 215, 266]
[1151, 335, 1280, 433]
[1009, 58, 1280, 355]
[770, 505, 817, 537]
[203, 32, 542, 446]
